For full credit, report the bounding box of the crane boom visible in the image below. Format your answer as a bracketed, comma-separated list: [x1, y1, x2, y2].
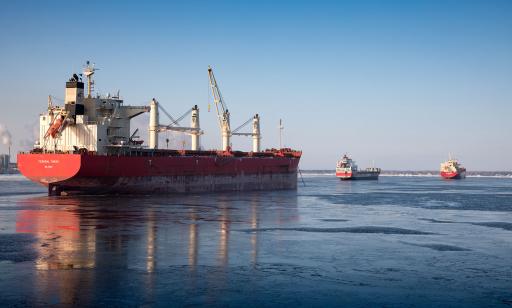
[207, 66, 228, 127]
[208, 66, 231, 150]
[207, 66, 261, 152]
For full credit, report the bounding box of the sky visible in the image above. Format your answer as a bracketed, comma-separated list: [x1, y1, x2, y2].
[0, 0, 511, 170]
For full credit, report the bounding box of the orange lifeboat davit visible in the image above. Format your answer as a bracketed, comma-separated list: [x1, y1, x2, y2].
[45, 115, 65, 138]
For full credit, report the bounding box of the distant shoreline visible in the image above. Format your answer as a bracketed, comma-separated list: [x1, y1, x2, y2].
[301, 170, 512, 178]
[2, 171, 512, 179]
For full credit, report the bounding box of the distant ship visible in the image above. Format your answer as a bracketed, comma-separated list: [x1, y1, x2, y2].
[17, 62, 301, 195]
[440, 157, 466, 179]
[336, 154, 380, 180]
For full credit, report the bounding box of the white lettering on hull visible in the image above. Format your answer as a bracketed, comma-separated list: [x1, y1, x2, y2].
[38, 159, 60, 169]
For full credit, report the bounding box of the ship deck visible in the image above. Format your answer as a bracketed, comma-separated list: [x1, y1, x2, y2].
[26, 147, 302, 159]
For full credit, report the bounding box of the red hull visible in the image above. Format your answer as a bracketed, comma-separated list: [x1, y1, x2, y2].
[440, 170, 466, 179]
[335, 172, 352, 179]
[18, 151, 301, 195]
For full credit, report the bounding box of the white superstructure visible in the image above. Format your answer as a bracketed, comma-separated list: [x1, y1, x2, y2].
[37, 62, 203, 154]
[336, 154, 358, 173]
[38, 62, 148, 154]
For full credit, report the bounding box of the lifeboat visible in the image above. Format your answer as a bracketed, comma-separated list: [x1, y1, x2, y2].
[45, 115, 65, 138]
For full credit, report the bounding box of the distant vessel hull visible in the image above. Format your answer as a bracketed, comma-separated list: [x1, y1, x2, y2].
[336, 171, 380, 180]
[440, 170, 466, 179]
[18, 152, 301, 195]
[336, 154, 381, 181]
[440, 158, 466, 180]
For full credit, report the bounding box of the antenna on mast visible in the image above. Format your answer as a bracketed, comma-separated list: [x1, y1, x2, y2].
[83, 61, 99, 98]
[47, 95, 53, 110]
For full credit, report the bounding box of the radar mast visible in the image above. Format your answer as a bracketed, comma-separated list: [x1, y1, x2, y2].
[83, 61, 98, 98]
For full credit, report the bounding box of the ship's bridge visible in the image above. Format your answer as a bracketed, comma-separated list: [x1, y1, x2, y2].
[37, 70, 148, 154]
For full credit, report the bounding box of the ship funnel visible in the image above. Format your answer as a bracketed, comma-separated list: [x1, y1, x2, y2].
[149, 98, 159, 149]
[65, 75, 84, 105]
[64, 74, 85, 119]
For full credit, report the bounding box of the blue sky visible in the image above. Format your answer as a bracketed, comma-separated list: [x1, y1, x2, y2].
[0, 0, 511, 170]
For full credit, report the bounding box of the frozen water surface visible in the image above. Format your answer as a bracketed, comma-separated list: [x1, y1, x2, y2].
[0, 175, 511, 306]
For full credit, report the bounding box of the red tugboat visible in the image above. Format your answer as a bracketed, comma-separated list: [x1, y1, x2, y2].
[335, 154, 380, 180]
[440, 156, 466, 179]
[17, 62, 301, 195]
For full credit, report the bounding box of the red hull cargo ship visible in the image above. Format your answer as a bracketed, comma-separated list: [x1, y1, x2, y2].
[18, 63, 301, 195]
[440, 156, 466, 179]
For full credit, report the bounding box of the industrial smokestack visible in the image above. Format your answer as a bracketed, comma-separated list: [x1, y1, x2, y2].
[0, 124, 12, 147]
[0, 124, 12, 163]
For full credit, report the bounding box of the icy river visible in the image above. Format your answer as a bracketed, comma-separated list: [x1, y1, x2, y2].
[0, 174, 511, 306]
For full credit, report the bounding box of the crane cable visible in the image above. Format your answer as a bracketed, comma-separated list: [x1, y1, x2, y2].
[157, 103, 179, 126]
[207, 82, 211, 112]
[232, 116, 254, 134]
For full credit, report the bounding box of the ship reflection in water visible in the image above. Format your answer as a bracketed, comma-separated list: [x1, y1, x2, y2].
[4, 176, 512, 306]
[11, 191, 299, 305]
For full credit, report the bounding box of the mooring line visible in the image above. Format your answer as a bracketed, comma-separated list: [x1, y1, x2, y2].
[298, 168, 306, 187]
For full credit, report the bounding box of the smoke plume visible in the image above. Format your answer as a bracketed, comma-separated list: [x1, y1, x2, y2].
[0, 124, 12, 146]
[18, 122, 39, 150]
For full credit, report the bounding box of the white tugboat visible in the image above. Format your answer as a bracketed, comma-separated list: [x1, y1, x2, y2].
[336, 154, 380, 180]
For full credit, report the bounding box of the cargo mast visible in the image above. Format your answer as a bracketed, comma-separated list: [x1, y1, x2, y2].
[149, 99, 159, 149]
[83, 61, 97, 98]
[207, 66, 261, 152]
[148, 99, 203, 150]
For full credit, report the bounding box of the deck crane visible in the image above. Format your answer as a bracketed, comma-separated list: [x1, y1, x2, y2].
[207, 66, 261, 152]
[148, 99, 203, 150]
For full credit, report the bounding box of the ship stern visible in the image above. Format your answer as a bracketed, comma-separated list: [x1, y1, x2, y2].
[17, 153, 81, 188]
